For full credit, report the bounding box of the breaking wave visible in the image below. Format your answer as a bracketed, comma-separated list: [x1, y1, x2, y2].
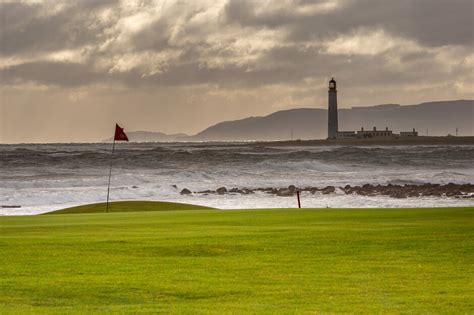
[1, 143, 473, 214]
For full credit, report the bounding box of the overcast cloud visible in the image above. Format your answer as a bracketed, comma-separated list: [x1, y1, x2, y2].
[1, 0, 473, 143]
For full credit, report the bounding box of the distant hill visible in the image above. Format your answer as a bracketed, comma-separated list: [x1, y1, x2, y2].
[107, 100, 473, 142]
[189, 108, 326, 141]
[189, 100, 473, 140]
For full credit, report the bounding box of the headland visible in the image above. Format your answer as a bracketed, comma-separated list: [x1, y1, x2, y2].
[260, 136, 474, 147]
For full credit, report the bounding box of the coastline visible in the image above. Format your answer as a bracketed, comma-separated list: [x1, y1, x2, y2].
[258, 136, 474, 147]
[2, 136, 474, 146]
[2, 141, 473, 215]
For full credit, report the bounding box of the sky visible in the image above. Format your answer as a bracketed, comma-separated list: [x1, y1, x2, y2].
[0, 0, 473, 143]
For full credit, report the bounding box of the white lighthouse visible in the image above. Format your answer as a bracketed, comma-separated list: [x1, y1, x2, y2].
[327, 77, 338, 139]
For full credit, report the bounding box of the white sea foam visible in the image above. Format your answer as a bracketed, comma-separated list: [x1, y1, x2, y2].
[1, 143, 473, 215]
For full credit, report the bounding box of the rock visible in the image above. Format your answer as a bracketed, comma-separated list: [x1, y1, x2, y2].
[198, 190, 213, 194]
[180, 188, 192, 195]
[269, 188, 279, 195]
[426, 190, 442, 197]
[321, 186, 335, 194]
[357, 189, 371, 196]
[407, 191, 419, 197]
[227, 187, 254, 194]
[342, 185, 354, 194]
[356, 183, 378, 196]
[216, 187, 227, 195]
[277, 188, 294, 197]
[171, 185, 177, 189]
[132, 185, 138, 189]
[182, 183, 472, 199]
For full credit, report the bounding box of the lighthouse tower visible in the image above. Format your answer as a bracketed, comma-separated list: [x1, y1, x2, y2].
[327, 77, 338, 139]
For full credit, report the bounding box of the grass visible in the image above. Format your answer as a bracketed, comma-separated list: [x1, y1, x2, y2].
[0, 203, 473, 313]
[45, 201, 214, 214]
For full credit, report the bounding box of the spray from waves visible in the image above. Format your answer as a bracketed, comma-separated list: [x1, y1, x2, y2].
[1, 143, 474, 215]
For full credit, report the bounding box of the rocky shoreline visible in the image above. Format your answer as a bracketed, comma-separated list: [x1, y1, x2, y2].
[180, 183, 474, 199]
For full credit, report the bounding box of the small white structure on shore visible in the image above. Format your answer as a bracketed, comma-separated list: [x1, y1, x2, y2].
[326, 78, 419, 139]
[400, 128, 419, 137]
[355, 126, 394, 138]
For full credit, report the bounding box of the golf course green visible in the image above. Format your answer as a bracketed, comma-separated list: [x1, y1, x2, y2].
[45, 200, 215, 214]
[1, 202, 473, 313]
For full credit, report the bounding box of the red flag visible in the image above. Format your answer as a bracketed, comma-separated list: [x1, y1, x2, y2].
[114, 124, 129, 141]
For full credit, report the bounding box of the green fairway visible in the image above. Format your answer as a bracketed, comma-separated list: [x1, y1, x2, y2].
[1, 205, 473, 313]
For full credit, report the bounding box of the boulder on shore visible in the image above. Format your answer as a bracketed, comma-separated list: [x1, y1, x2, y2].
[277, 188, 294, 197]
[288, 185, 297, 192]
[180, 188, 192, 195]
[321, 186, 335, 194]
[216, 187, 227, 195]
[198, 190, 214, 194]
[188, 183, 474, 199]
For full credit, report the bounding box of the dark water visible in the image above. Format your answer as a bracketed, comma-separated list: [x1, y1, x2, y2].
[1, 143, 473, 214]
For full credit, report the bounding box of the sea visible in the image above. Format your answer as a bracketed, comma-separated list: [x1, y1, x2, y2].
[1, 143, 473, 215]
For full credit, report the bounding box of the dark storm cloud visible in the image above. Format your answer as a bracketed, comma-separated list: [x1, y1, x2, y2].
[224, 0, 474, 47]
[0, 45, 382, 88]
[128, 5, 206, 51]
[0, 0, 116, 56]
[0, 0, 472, 88]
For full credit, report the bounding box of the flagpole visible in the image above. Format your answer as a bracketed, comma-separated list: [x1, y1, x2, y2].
[106, 139, 116, 213]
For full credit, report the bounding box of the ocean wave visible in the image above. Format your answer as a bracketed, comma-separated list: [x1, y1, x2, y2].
[2, 143, 473, 168]
[1, 143, 473, 214]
